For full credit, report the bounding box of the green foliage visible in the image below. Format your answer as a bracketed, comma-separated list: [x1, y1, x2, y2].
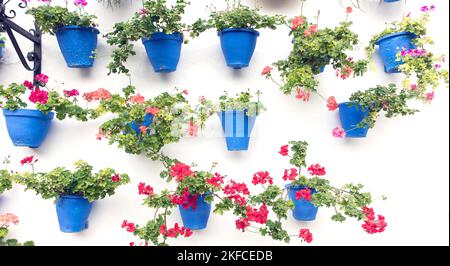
[218, 90, 266, 116]
[348, 84, 420, 129]
[133, 213, 168, 246]
[105, 0, 191, 75]
[190, 0, 285, 35]
[11, 160, 130, 202]
[0, 35, 5, 48]
[272, 17, 367, 95]
[27, 5, 97, 35]
[0, 82, 92, 121]
[0, 156, 13, 194]
[288, 140, 308, 168]
[90, 86, 210, 160]
[0, 227, 34, 246]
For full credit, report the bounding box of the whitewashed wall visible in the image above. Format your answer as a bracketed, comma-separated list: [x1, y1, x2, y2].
[0, 0, 448, 246]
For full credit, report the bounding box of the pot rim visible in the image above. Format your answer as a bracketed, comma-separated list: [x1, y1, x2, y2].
[375, 31, 416, 45]
[142, 32, 183, 42]
[284, 183, 317, 192]
[2, 108, 55, 120]
[58, 195, 88, 200]
[218, 28, 260, 36]
[57, 25, 100, 34]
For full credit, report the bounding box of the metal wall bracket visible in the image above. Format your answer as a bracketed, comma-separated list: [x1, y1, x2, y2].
[0, 0, 42, 85]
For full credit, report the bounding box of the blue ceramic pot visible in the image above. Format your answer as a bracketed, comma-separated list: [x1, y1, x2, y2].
[338, 102, 370, 138]
[218, 28, 260, 69]
[179, 194, 212, 230]
[218, 110, 257, 151]
[128, 113, 154, 136]
[56, 26, 99, 68]
[375, 31, 416, 73]
[287, 184, 318, 221]
[142, 32, 183, 73]
[3, 109, 54, 148]
[56, 196, 93, 233]
[0, 40, 4, 59]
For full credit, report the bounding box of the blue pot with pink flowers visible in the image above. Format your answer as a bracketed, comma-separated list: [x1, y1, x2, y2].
[128, 113, 154, 136]
[179, 193, 212, 230]
[56, 26, 99, 68]
[218, 110, 257, 151]
[2, 109, 54, 148]
[142, 32, 183, 73]
[338, 102, 370, 138]
[375, 31, 416, 73]
[286, 184, 318, 221]
[56, 195, 93, 233]
[218, 28, 260, 69]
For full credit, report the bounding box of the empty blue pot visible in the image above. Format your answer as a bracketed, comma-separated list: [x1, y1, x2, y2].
[179, 194, 211, 230]
[3, 109, 54, 148]
[56, 26, 99, 68]
[375, 31, 416, 73]
[338, 102, 370, 138]
[218, 28, 260, 69]
[218, 110, 257, 151]
[287, 184, 318, 221]
[142, 32, 183, 73]
[56, 196, 93, 233]
[128, 113, 154, 136]
[0, 40, 4, 59]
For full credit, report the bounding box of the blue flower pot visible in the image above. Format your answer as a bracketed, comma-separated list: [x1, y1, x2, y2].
[128, 113, 153, 136]
[287, 184, 318, 221]
[56, 26, 99, 68]
[0, 40, 4, 59]
[338, 102, 370, 138]
[375, 31, 416, 73]
[179, 194, 211, 230]
[56, 196, 93, 233]
[2, 109, 54, 148]
[142, 32, 183, 73]
[218, 110, 257, 151]
[218, 28, 260, 69]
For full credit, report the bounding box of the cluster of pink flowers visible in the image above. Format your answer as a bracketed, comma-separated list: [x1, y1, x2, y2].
[145, 107, 159, 115]
[23, 80, 34, 90]
[130, 94, 145, 104]
[83, 88, 111, 102]
[0, 213, 19, 228]
[121, 220, 136, 233]
[291, 16, 305, 30]
[425, 91, 435, 103]
[35, 74, 49, 86]
[139, 125, 148, 135]
[170, 163, 194, 182]
[236, 204, 269, 231]
[20, 155, 37, 166]
[223, 180, 250, 206]
[401, 48, 427, 58]
[332, 125, 346, 138]
[295, 88, 311, 102]
[303, 24, 318, 37]
[63, 89, 80, 97]
[138, 182, 154, 196]
[111, 173, 121, 182]
[282, 168, 298, 181]
[336, 64, 353, 80]
[308, 163, 326, 176]
[187, 120, 198, 137]
[420, 5, 435, 12]
[327, 96, 338, 111]
[29, 87, 49, 104]
[206, 173, 225, 188]
[361, 207, 387, 234]
[168, 187, 197, 210]
[74, 0, 88, 7]
[160, 223, 193, 238]
[279, 145, 289, 156]
[295, 187, 312, 201]
[252, 171, 273, 185]
[261, 66, 272, 76]
[299, 228, 313, 243]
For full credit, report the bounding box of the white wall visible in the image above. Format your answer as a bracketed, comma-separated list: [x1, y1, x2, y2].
[0, 0, 448, 246]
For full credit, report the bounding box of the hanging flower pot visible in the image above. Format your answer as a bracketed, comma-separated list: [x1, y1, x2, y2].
[286, 185, 319, 221]
[218, 110, 257, 151]
[375, 32, 416, 73]
[128, 113, 154, 136]
[142, 32, 183, 73]
[218, 28, 260, 69]
[2, 109, 54, 148]
[56, 26, 100, 68]
[179, 194, 212, 230]
[56, 196, 93, 233]
[338, 102, 369, 138]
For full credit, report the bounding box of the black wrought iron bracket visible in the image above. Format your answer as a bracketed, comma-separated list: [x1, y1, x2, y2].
[0, 0, 42, 84]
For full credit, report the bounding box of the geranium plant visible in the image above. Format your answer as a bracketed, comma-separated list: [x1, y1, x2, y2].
[217, 90, 265, 116]
[105, 0, 196, 74]
[0, 213, 34, 246]
[88, 86, 209, 160]
[190, 0, 285, 69]
[0, 156, 13, 195]
[263, 4, 368, 110]
[26, 0, 99, 68]
[214, 140, 387, 243]
[122, 158, 225, 246]
[10, 157, 130, 232]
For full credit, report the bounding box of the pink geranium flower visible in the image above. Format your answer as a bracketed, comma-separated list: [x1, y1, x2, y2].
[332, 126, 346, 138]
